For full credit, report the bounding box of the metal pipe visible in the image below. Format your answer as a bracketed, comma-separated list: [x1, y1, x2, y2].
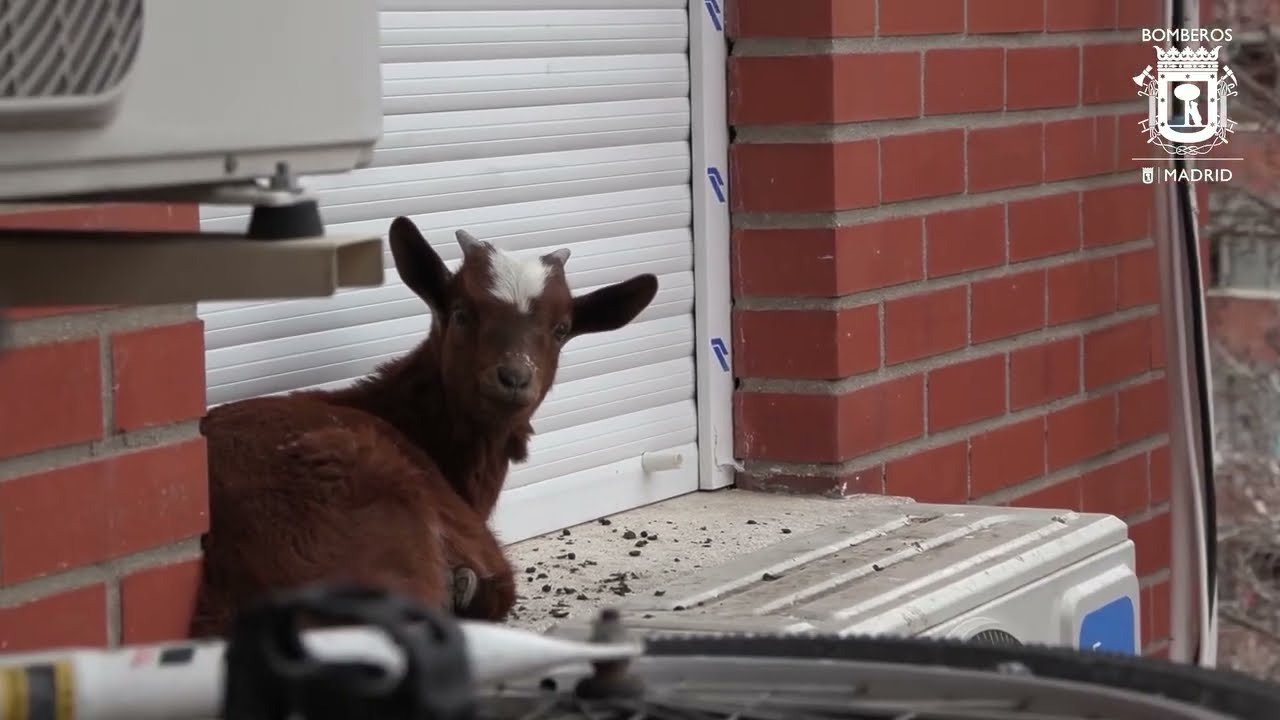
[1155, 0, 1219, 667]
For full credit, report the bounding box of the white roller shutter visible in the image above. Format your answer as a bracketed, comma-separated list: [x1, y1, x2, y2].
[197, 0, 701, 543]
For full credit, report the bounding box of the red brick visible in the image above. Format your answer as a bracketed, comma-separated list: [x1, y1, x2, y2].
[736, 375, 925, 462]
[971, 417, 1046, 496]
[1117, 247, 1159, 309]
[924, 48, 1004, 115]
[0, 584, 107, 652]
[1116, 111, 1151, 171]
[1144, 579, 1171, 643]
[1149, 444, 1170, 504]
[0, 338, 103, 459]
[111, 321, 206, 432]
[0, 203, 197, 232]
[967, 123, 1044, 193]
[732, 228, 832, 298]
[1081, 453, 1150, 517]
[971, 269, 1046, 344]
[1007, 47, 1079, 109]
[1008, 193, 1081, 261]
[829, 219, 926, 294]
[968, 0, 1045, 33]
[1140, 584, 1154, 645]
[1083, 183, 1152, 247]
[1117, 0, 1162, 28]
[1149, 315, 1165, 368]
[735, 306, 880, 379]
[884, 286, 968, 364]
[738, 393, 839, 462]
[731, 142, 879, 212]
[878, 0, 964, 35]
[0, 439, 210, 585]
[1130, 511, 1172, 576]
[1046, 0, 1116, 30]
[121, 558, 201, 643]
[927, 354, 1007, 432]
[1083, 43, 1150, 104]
[1084, 318, 1152, 389]
[730, 56, 833, 125]
[1118, 377, 1167, 444]
[834, 376, 927, 459]
[737, 466, 885, 496]
[734, 221, 924, 298]
[730, 53, 922, 124]
[1009, 477, 1082, 511]
[885, 442, 968, 503]
[729, 0, 876, 38]
[1010, 337, 1080, 411]
[1047, 256, 1118, 325]
[880, 130, 965, 203]
[1045, 116, 1119, 181]
[2, 305, 114, 320]
[925, 204, 1006, 278]
[1047, 395, 1118, 470]
[833, 53, 923, 122]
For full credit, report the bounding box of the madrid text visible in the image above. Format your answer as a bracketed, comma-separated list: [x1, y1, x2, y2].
[1161, 167, 1232, 183]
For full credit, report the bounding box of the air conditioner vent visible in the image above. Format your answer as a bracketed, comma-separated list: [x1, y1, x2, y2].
[0, 0, 143, 101]
[969, 629, 1022, 647]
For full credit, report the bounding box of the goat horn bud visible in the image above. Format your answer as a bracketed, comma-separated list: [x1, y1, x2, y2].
[544, 248, 571, 267]
[455, 229, 486, 256]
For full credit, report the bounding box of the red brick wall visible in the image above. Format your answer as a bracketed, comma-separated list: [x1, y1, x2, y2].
[0, 204, 207, 651]
[727, 0, 1179, 656]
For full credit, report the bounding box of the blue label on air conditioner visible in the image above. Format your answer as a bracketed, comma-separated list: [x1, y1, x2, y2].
[1078, 596, 1137, 655]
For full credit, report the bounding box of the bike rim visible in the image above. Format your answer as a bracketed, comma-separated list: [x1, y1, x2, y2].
[478, 655, 1236, 720]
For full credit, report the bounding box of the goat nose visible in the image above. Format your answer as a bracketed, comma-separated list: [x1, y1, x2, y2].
[496, 364, 532, 390]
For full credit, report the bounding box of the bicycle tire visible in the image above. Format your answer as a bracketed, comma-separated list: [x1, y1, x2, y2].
[642, 633, 1280, 719]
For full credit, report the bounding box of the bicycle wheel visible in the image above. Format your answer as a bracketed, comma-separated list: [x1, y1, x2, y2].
[477, 633, 1280, 719]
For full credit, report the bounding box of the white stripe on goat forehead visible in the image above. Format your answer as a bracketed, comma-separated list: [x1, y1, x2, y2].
[486, 248, 552, 312]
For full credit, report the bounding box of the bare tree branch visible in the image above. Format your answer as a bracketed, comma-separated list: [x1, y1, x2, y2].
[1222, 610, 1280, 644]
[1208, 1, 1280, 296]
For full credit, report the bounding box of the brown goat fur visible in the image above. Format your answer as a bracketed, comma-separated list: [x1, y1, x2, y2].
[190, 216, 658, 637]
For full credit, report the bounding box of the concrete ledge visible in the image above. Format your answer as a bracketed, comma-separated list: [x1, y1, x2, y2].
[0, 229, 384, 305]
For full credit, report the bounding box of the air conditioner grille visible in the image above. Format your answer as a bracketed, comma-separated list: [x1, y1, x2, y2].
[969, 629, 1022, 647]
[0, 0, 143, 101]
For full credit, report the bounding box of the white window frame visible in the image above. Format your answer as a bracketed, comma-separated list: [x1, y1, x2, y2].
[689, 0, 735, 490]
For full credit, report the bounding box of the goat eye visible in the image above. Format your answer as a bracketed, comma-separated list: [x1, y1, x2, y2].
[553, 323, 570, 341]
[450, 307, 471, 326]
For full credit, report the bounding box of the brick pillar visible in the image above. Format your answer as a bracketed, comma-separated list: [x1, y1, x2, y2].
[0, 204, 208, 651]
[728, 0, 1176, 656]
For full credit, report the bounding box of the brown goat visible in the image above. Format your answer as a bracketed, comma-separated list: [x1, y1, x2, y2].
[189, 216, 658, 636]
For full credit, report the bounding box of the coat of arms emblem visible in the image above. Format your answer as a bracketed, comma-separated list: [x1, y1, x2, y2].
[1134, 44, 1238, 156]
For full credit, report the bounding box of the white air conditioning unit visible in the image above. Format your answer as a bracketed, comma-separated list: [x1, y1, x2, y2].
[0, 0, 382, 202]
[549, 503, 1142, 655]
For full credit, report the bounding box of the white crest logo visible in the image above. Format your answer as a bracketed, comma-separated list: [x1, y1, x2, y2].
[1134, 44, 1238, 156]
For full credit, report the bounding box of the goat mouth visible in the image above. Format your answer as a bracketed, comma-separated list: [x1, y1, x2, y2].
[479, 385, 536, 410]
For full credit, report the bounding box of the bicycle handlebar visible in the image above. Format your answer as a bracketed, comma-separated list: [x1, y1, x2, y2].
[0, 613, 639, 720]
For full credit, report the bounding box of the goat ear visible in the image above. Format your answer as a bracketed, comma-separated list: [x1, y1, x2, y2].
[389, 216, 451, 311]
[570, 274, 658, 337]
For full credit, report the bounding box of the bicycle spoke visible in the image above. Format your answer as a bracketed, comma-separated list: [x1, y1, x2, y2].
[513, 695, 562, 720]
[723, 690, 775, 720]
